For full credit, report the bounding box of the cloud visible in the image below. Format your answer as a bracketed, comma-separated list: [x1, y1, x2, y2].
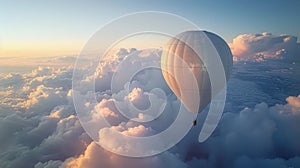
[0, 66, 91, 168]
[62, 142, 187, 168]
[95, 99, 119, 118]
[62, 91, 300, 168]
[229, 33, 300, 62]
[233, 155, 300, 168]
[181, 95, 300, 168]
[286, 95, 300, 110]
[0, 47, 300, 168]
[125, 87, 151, 110]
[17, 85, 68, 112]
[121, 124, 151, 136]
[64, 48, 300, 168]
[34, 160, 63, 168]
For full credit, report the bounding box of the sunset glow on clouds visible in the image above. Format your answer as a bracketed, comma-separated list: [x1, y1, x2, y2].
[0, 47, 300, 167]
[229, 33, 300, 62]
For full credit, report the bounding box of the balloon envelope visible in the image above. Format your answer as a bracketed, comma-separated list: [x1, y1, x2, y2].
[161, 31, 233, 113]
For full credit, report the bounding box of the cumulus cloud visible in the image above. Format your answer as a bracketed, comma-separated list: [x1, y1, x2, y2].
[229, 33, 300, 62]
[65, 48, 300, 168]
[18, 85, 68, 112]
[61, 94, 300, 168]
[35, 160, 63, 168]
[286, 95, 300, 110]
[0, 48, 171, 167]
[94, 99, 119, 118]
[125, 87, 151, 110]
[180, 95, 300, 168]
[62, 142, 187, 168]
[0, 47, 300, 168]
[0, 66, 91, 168]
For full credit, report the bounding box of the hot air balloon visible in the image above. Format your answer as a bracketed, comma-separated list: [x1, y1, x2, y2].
[161, 31, 233, 114]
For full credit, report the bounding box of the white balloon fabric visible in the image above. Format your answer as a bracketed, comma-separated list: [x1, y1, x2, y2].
[161, 31, 233, 113]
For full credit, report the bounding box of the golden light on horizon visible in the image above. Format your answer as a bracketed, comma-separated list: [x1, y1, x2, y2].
[0, 40, 84, 58]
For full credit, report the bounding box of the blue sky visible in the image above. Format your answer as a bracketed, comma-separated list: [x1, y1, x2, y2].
[1, 0, 300, 57]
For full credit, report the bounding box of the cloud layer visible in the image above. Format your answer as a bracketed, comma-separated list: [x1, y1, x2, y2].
[229, 32, 300, 62]
[0, 47, 300, 168]
[62, 94, 300, 168]
[0, 67, 91, 168]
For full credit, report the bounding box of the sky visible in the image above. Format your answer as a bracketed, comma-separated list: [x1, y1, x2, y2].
[1, 0, 300, 57]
